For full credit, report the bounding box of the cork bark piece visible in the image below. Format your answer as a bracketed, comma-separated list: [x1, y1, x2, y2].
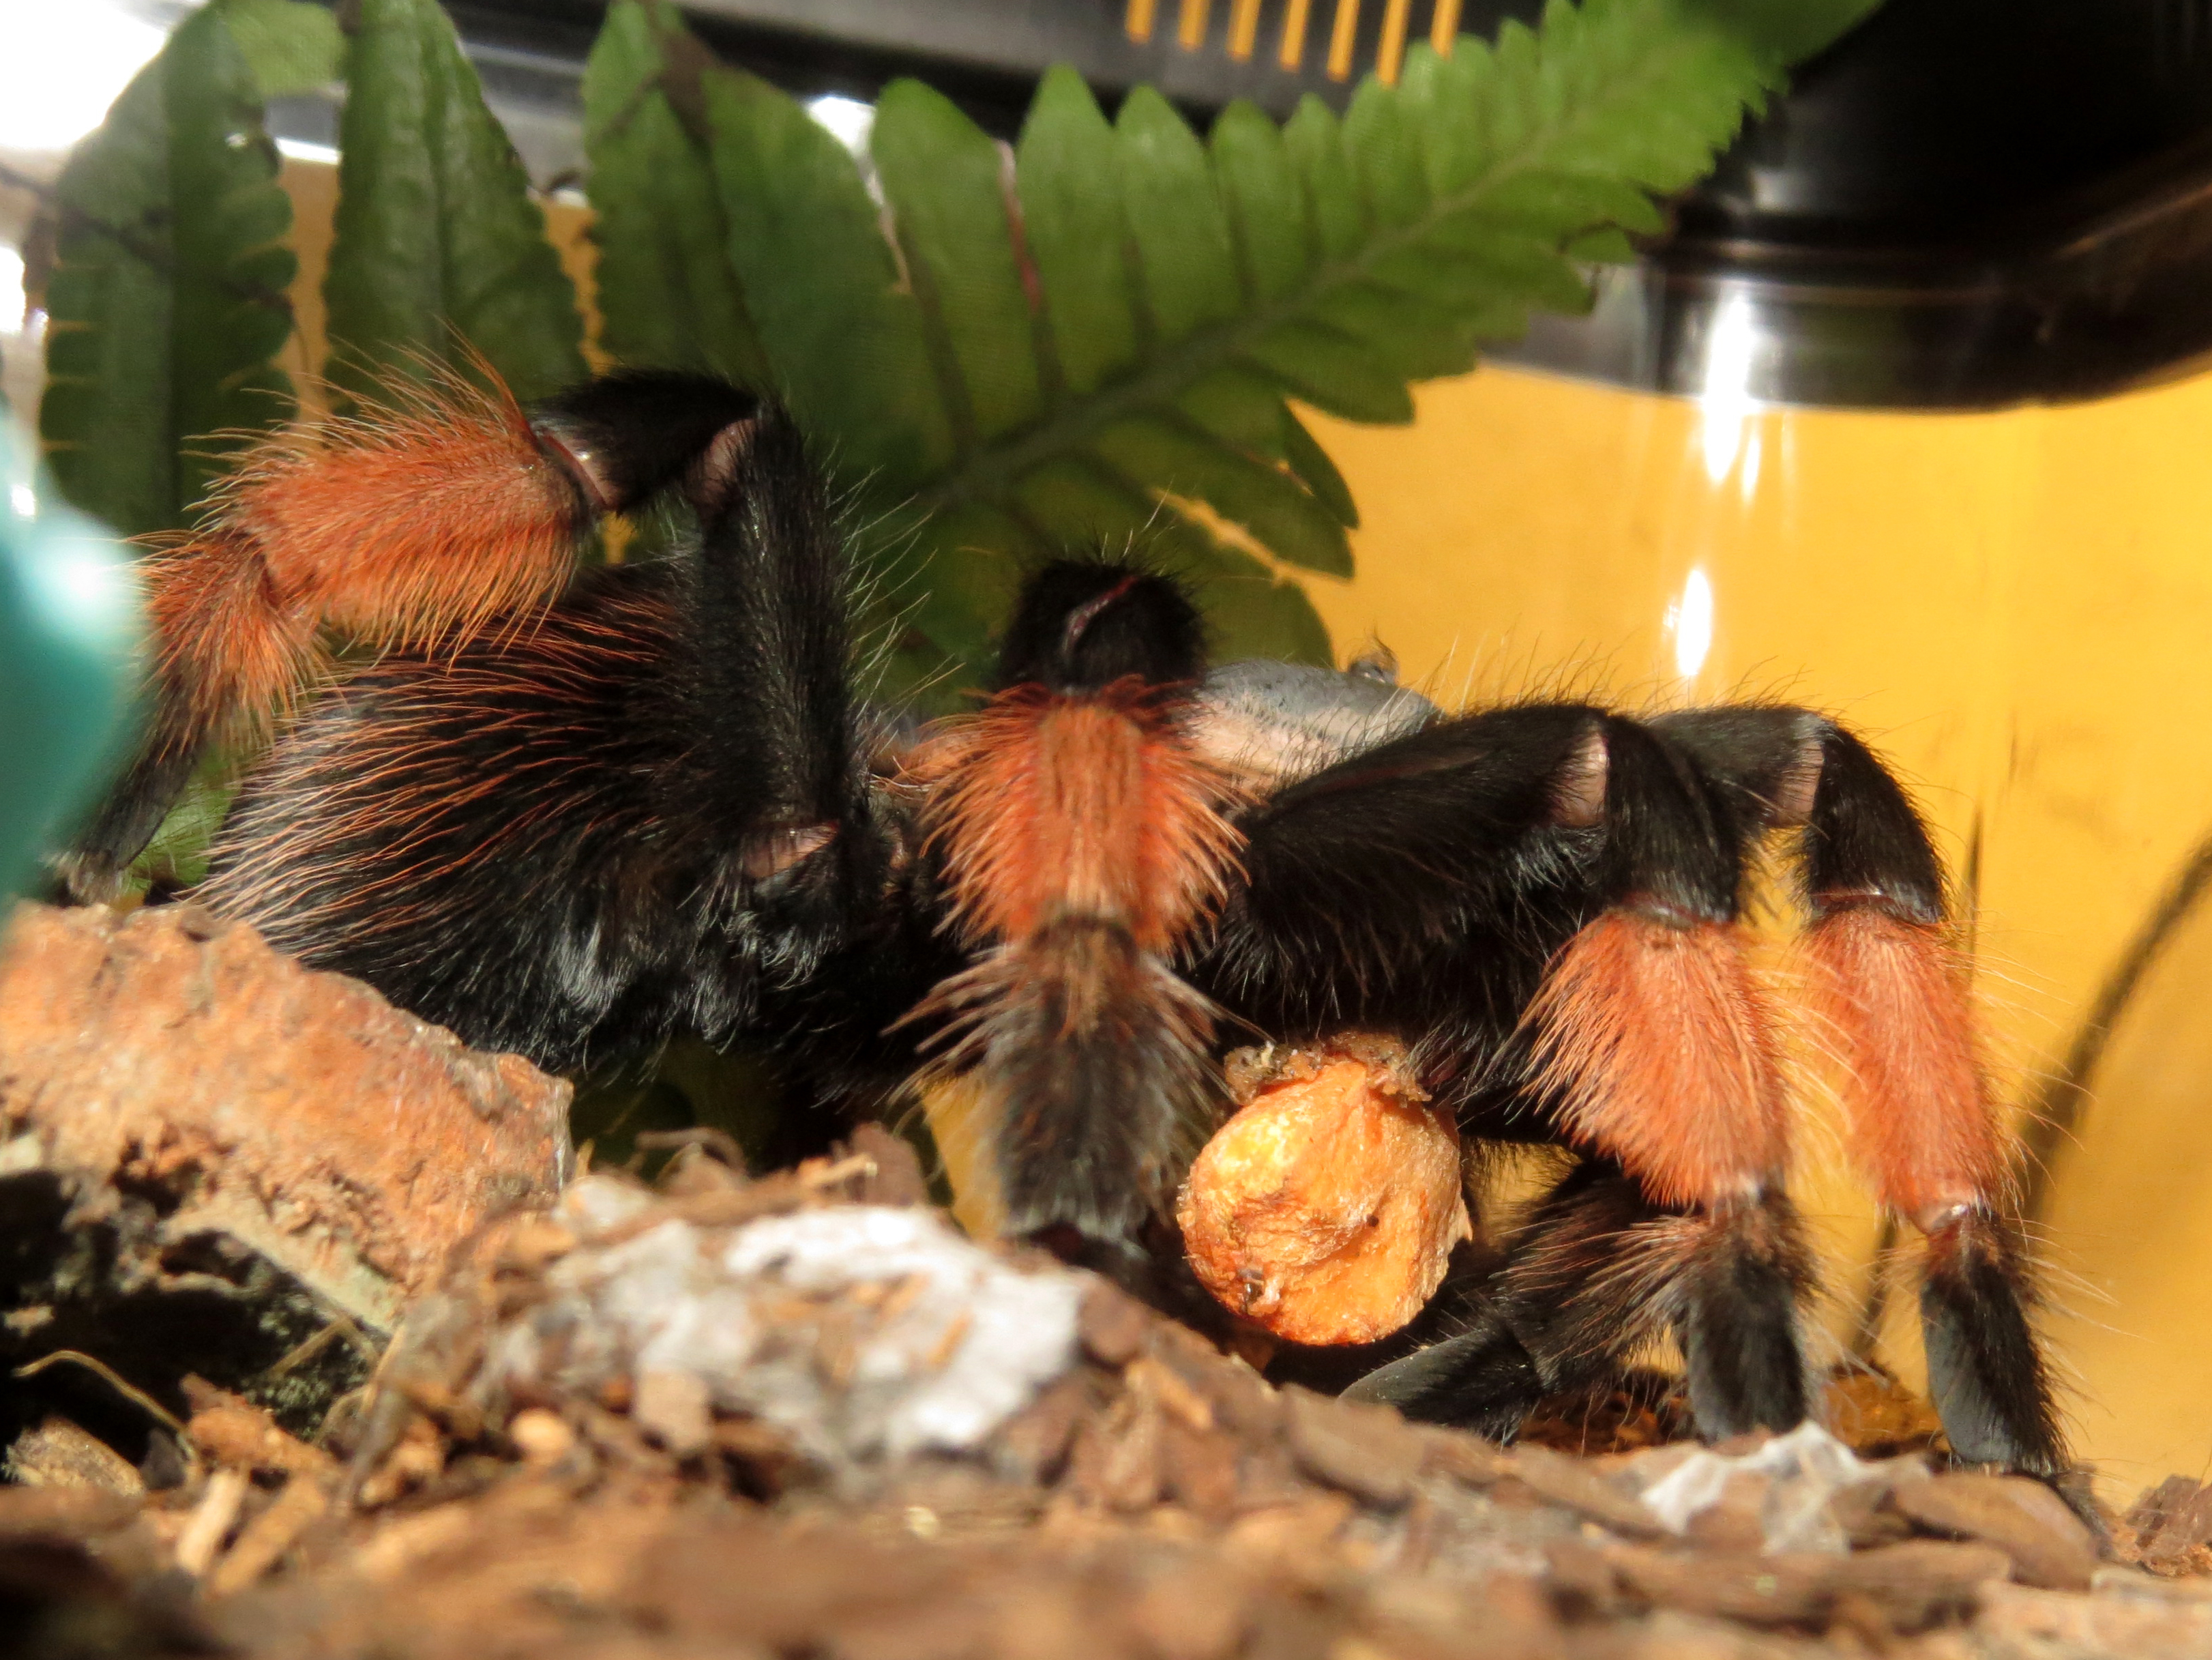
[0, 901, 572, 1428]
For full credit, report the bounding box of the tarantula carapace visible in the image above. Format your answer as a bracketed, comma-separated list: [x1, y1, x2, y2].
[67, 368, 2065, 1480]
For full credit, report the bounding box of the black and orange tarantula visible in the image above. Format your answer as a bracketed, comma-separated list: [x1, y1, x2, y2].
[69, 369, 2066, 1479]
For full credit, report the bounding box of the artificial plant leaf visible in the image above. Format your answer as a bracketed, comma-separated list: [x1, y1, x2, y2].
[1237, 321, 1415, 424]
[1006, 454, 1155, 547]
[872, 78, 1044, 446]
[1209, 101, 1309, 306]
[910, 0, 1844, 537]
[1342, 78, 1428, 230]
[1565, 226, 1638, 262]
[1162, 532, 1335, 667]
[677, 0, 1880, 681]
[323, 0, 585, 408]
[705, 67, 952, 491]
[40, 2, 295, 538]
[888, 498, 1026, 670]
[583, 0, 769, 383]
[1280, 410, 1358, 528]
[220, 0, 343, 100]
[1281, 98, 1365, 261]
[1014, 66, 1138, 398]
[1688, 0, 1885, 65]
[1175, 362, 1301, 461]
[1114, 87, 1241, 345]
[1087, 416, 1352, 577]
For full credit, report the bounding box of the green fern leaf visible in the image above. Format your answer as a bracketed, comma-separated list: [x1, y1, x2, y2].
[323, 0, 585, 407]
[40, 1, 297, 537]
[1014, 67, 1140, 398]
[704, 68, 952, 492]
[872, 80, 1045, 446]
[1116, 87, 1243, 346]
[884, 0, 1869, 669]
[583, 0, 769, 384]
[581, 0, 1876, 679]
[1280, 409, 1358, 527]
[1166, 529, 1338, 666]
[220, 0, 343, 100]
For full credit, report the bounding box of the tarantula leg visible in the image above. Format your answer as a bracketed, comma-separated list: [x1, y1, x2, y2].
[1527, 718, 1816, 1438]
[65, 370, 758, 898]
[1216, 705, 1813, 1436]
[1801, 729, 2064, 1474]
[907, 563, 1241, 1247]
[1661, 708, 2067, 1476]
[1345, 1163, 1660, 1438]
[196, 402, 876, 1074]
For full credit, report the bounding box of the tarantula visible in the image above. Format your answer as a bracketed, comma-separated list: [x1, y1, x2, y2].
[67, 368, 2066, 1479]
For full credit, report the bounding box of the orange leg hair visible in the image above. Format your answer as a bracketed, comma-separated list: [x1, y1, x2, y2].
[1529, 908, 1791, 1210]
[67, 369, 758, 900]
[143, 377, 587, 754]
[911, 672, 1243, 1245]
[1801, 902, 2005, 1230]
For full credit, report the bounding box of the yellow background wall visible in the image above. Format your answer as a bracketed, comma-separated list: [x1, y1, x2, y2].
[277, 161, 2212, 1499]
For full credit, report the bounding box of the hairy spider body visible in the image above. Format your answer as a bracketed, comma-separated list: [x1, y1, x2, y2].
[70, 370, 2067, 1482]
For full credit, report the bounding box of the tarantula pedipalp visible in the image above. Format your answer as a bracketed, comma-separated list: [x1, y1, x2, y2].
[68, 368, 2067, 1481]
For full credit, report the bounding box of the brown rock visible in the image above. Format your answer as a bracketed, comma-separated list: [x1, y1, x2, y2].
[1681, 1470, 1772, 1552]
[1220, 1496, 1356, 1573]
[1599, 1544, 1835, 1626]
[1891, 1472, 2098, 1590]
[1144, 1322, 1283, 1443]
[1439, 1571, 1560, 1660]
[1160, 1421, 1241, 1520]
[1544, 1537, 1631, 1618]
[994, 1373, 1097, 1484]
[1128, 1558, 1252, 1660]
[1823, 1479, 1917, 1549]
[1066, 1392, 1165, 1514]
[0, 903, 569, 1329]
[1830, 1539, 2014, 1628]
[2096, 1564, 2212, 1602]
[838, 1122, 931, 1207]
[2127, 1475, 2202, 1537]
[633, 1368, 713, 1459]
[979, 1579, 1118, 1660]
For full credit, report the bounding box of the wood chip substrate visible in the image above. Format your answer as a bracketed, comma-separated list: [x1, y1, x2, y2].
[2, 906, 2209, 1659]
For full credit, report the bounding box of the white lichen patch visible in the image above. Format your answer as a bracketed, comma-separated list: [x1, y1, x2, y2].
[477, 1178, 1084, 1470]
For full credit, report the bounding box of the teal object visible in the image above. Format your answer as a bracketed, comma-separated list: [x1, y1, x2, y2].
[0, 416, 144, 896]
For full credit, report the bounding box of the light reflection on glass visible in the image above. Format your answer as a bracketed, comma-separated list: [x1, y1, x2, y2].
[1699, 287, 1759, 486]
[1666, 566, 1714, 682]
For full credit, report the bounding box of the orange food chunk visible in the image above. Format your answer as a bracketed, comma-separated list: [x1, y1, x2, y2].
[1177, 1037, 1470, 1345]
